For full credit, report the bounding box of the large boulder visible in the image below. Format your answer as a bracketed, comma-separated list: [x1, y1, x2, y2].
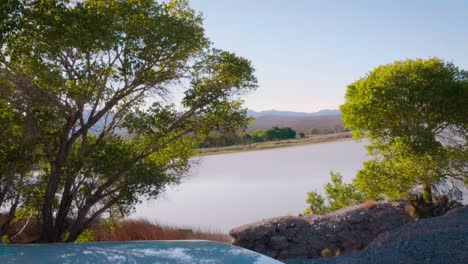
[304, 206, 468, 264]
[366, 205, 468, 249]
[230, 201, 415, 260]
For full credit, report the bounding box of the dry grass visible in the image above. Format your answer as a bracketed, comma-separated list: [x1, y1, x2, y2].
[286, 213, 296, 219]
[362, 200, 377, 209]
[2, 216, 231, 244]
[3, 217, 41, 243]
[91, 219, 232, 243]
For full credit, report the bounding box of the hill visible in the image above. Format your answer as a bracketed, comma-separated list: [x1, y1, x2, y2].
[88, 109, 345, 136]
[247, 109, 344, 133]
[247, 109, 340, 118]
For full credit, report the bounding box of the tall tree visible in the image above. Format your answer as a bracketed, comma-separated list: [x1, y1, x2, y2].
[0, 0, 256, 242]
[341, 58, 467, 202]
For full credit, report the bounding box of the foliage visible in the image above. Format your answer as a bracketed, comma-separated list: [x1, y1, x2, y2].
[75, 229, 95, 243]
[198, 126, 298, 148]
[0, 98, 38, 235]
[249, 127, 297, 143]
[198, 132, 245, 148]
[320, 248, 331, 257]
[341, 58, 468, 201]
[0, 0, 256, 242]
[319, 247, 341, 258]
[354, 139, 451, 201]
[265, 126, 297, 141]
[303, 191, 329, 215]
[304, 172, 366, 215]
[1, 235, 9, 244]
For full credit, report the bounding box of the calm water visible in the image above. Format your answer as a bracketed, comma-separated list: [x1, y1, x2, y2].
[131, 139, 369, 232]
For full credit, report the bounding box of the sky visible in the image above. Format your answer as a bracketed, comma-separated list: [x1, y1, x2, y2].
[190, 0, 468, 112]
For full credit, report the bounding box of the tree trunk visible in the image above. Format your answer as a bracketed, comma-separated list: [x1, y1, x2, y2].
[40, 164, 61, 243]
[54, 172, 75, 241]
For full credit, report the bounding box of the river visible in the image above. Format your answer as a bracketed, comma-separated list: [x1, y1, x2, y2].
[131, 139, 369, 232]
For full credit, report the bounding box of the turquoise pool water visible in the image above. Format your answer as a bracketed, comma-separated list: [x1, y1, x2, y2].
[0, 240, 283, 264]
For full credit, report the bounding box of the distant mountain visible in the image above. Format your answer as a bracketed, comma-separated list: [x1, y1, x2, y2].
[246, 109, 344, 133]
[88, 108, 344, 136]
[247, 109, 340, 118]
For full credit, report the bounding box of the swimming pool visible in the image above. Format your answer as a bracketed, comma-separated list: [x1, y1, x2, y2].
[0, 240, 283, 263]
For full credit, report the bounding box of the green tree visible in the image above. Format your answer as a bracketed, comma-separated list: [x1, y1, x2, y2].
[251, 130, 266, 142]
[265, 127, 297, 141]
[341, 58, 467, 202]
[0, 0, 256, 242]
[304, 172, 366, 215]
[249, 127, 297, 142]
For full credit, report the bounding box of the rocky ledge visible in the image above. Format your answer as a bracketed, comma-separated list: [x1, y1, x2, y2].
[230, 201, 416, 260]
[304, 205, 468, 264]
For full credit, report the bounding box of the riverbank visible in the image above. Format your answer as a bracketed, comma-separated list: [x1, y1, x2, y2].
[197, 132, 352, 156]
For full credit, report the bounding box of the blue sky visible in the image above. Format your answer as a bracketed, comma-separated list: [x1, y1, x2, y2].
[190, 0, 468, 112]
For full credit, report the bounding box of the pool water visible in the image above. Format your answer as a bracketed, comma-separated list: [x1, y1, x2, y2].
[0, 240, 282, 264]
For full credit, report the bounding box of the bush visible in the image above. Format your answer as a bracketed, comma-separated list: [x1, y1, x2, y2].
[304, 172, 366, 215]
[75, 229, 95, 243]
[250, 127, 297, 142]
[304, 192, 329, 215]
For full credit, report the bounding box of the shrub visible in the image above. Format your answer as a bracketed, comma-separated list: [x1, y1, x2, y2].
[76, 229, 95, 243]
[304, 192, 330, 215]
[304, 172, 366, 215]
[321, 248, 331, 257]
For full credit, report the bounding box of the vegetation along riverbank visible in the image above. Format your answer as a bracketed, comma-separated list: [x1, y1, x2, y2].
[197, 132, 352, 156]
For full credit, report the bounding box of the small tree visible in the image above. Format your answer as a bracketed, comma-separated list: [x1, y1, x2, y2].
[265, 127, 297, 141]
[0, 0, 257, 242]
[304, 172, 365, 215]
[341, 58, 467, 202]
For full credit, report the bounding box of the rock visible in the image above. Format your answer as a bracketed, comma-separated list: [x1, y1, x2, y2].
[366, 205, 468, 249]
[270, 235, 289, 249]
[229, 201, 415, 260]
[306, 206, 468, 264]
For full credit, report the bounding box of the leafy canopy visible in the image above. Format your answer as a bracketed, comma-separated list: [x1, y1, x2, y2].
[341, 58, 467, 201]
[0, 0, 257, 242]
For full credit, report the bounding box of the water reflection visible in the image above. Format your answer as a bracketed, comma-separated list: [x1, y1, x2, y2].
[133, 140, 369, 232]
